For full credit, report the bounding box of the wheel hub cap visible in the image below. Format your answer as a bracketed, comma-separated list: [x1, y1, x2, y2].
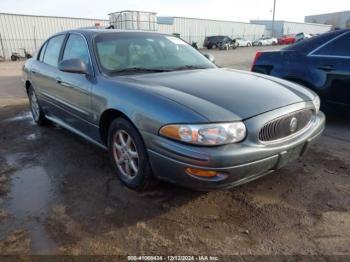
[113, 130, 139, 179]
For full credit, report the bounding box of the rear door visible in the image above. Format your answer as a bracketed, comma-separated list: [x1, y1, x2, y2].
[307, 31, 350, 107]
[30, 34, 67, 115]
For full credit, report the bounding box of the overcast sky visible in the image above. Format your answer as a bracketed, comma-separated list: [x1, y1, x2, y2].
[0, 0, 349, 22]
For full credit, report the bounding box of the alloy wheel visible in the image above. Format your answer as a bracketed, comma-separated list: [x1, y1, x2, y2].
[112, 130, 139, 179]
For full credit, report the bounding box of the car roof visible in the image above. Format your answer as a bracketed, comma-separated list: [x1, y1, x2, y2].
[283, 29, 350, 54]
[207, 35, 226, 38]
[53, 28, 170, 39]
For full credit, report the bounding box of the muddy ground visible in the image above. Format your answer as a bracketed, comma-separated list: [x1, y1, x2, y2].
[0, 47, 349, 256]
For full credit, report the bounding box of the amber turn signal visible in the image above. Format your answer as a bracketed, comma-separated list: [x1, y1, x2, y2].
[185, 168, 218, 177]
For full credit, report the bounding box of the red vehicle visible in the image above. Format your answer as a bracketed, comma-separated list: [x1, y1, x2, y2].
[278, 35, 296, 45]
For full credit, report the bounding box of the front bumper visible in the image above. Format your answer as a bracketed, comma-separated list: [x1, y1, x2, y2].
[142, 105, 325, 190]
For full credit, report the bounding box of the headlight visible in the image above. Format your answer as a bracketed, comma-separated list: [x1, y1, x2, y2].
[159, 122, 246, 146]
[313, 96, 321, 113]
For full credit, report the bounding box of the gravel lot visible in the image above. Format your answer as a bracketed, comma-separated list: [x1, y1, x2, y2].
[0, 46, 349, 256]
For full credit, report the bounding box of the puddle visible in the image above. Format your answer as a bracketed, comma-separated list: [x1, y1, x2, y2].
[6, 166, 51, 216]
[1, 156, 58, 254]
[26, 221, 58, 254]
[2, 111, 34, 125]
[25, 133, 39, 141]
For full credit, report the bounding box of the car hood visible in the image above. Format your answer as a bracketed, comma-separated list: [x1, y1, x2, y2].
[117, 68, 315, 121]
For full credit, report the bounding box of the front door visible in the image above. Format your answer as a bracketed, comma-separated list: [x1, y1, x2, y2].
[54, 33, 96, 138]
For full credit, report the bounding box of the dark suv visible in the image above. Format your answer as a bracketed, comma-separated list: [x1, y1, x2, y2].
[204, 36, 232, 49]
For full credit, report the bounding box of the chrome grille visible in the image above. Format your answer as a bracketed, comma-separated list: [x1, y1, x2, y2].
[259, 109, 314, 142]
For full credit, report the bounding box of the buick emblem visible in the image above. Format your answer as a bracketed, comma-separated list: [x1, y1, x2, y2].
[290, 117, 298, 133]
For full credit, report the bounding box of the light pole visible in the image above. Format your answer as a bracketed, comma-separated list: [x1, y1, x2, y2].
[271, 0, 276, 37]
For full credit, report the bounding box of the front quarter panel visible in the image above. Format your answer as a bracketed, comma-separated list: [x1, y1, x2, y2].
[22, 59, 34, 86]
[91, 76, 209, 135]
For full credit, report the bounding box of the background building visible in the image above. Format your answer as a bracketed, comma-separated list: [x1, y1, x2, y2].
[0, 13, 108, 59]
[157, 16, 266, 47]
[250, 20, 332, 37]
[0, 11, 336, 60]
[305, 10, 350, 29]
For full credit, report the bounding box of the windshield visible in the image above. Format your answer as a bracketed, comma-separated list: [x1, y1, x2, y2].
[94, 32, 216, 75]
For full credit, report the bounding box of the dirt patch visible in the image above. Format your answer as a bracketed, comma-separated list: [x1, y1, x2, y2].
[0, 208, 8, 221]
[0, 161, 16, 198]
[0, 230, 31, 255]
[46, 205, 85, 246]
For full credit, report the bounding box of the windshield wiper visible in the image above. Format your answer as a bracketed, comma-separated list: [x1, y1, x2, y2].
[110, 67, 170, 75]
[167, 65, 210, 71]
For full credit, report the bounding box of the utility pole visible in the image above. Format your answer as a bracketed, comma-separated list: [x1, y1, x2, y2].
[271, 0, 276, 37]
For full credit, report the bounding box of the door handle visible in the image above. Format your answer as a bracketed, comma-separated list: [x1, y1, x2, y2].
[31, 70, 37, 75]
[318, 65, 334, 71]
[55, 77, 62, 84]
[56, 77, 73, 88]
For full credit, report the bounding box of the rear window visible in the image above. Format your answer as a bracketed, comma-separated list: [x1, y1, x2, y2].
[314, 32, 350, 57]
[208, 36, 224, 42]
[43, 34, 66, 67]
[38, 42, 48, 62]
[283, 30, 347, 54]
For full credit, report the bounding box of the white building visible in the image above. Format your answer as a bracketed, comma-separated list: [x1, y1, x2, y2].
[0, 11, 268, 59]
[305, 11, 350, 29]
[250, 20, 332, 37]
[157, 16, 266, 47]
[0, 13, 108, 59]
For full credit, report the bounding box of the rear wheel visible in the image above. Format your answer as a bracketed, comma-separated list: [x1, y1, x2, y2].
[108, 118, 153, 190]
[28, 86, 49, 125]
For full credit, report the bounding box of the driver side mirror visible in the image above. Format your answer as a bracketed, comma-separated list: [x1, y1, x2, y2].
[58, 58, 89, 75]
[204, 53, 215, 63]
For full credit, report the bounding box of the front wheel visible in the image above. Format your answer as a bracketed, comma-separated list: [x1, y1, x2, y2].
[108, 118, 154, 190]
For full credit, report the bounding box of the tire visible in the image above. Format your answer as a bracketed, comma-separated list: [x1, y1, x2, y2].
[212, 44, 217, 49]
[247, 43, 252, 47]
[11, 55, 17, 61]
[207, 45, 212, 50]
[258, 42, 262, 46]
[28, 86, 49, 126]
[108, 118, 153, 190]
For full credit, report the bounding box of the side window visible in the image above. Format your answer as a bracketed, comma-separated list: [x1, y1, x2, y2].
[43, 34, 66, 67]
[315, 33, 350, 57]
[63, 34, 90, 65]
[38, 42, 48, 62]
